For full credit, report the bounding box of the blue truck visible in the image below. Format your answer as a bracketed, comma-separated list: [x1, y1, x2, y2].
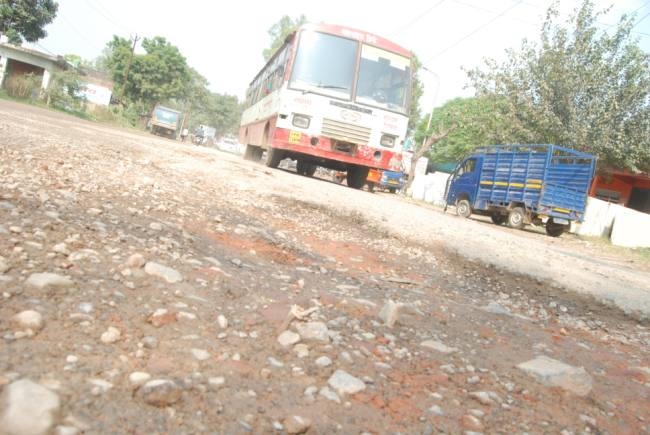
[445, 144, 597, 237]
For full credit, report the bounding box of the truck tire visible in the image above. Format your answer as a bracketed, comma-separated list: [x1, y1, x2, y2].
[347, 166, 369, 189]
[507, 207, 526, 229]
[545, 219, 566, 237]
[264, 147, 283, 168]
[456, 199, 472, 218]
[491, 213, 506, 225]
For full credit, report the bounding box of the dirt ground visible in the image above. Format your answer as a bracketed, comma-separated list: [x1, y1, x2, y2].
[1, 100, 649, 434]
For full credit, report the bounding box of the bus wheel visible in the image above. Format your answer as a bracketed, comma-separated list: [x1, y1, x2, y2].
[265, 147, 283, 168]
[244, 144, 256, 160]
[545, 219, 566, 237]
[491, 213, 506, 225]
[347, 166, 369, 189]
[507, 207, 526, 229]
[456, 199, 472, 218]
[296, 160, 316, 176]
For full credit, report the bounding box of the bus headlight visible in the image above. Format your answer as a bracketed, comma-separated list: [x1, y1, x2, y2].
[380, 134, 396, 148]
[292, 114, 311, 129]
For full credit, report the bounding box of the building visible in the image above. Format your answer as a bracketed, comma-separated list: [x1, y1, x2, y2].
[590, 171, 650, 214]
[0, 41, 113, 109]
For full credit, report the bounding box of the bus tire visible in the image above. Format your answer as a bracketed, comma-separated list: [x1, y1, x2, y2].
[265, 147, 283, 168]
[244, 144, 256, 160]
[507, 207, 526, 229]
[296, 160, 316, 177]
[346, 166, 369, 189]
[456, 199, 472, 218]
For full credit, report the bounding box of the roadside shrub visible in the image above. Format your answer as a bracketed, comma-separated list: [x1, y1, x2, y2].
[5, 73, 41, 99]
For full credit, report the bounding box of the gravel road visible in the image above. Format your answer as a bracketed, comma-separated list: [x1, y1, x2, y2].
[1, 100, 649, 434]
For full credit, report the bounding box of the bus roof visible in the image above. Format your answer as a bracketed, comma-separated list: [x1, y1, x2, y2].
[248, 22, 413, 86]
[298, 23, 412, 58]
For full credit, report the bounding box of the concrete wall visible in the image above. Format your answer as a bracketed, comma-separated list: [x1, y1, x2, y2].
[410, 172, 451, 206]
[610, 207, 650, 248]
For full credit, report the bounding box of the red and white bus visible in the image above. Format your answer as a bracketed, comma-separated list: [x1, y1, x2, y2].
[239, 23, 413, 188]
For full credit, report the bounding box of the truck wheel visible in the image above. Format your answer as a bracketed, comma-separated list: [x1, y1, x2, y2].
[347, 166, 369, 189]
[297, 160, 317, 177]
[456, 199, 472, 218]
[507, 207, 526, 229]
[265, 147, 283, 168]
[389, 187, 396, 194]
[545, 219, 566, 237]
[491, 214, 506, 225]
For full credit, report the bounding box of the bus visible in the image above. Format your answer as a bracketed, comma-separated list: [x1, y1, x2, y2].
[239, 23, 413, 188]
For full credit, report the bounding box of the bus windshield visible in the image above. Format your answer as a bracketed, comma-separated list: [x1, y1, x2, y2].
[289, 30, 410, 114]
[289, 31, 356, 99]
[356, 45, 410, 113]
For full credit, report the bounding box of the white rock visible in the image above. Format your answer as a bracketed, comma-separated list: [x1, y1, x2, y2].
[217, 314, 228, 329]
[319, 387, 341, 403]
[144, 262, 183, 283]
[0, 258, 9, 273]
[295, 322, 329, 342]
[315, 356, 332, 367]
[517, 355, 593, 396]
[0, 379, 61, 435]
[88, 379, 113, 395]
[129, 372, 152, 388]
[292, 344, 310, 360]
[208, 377, 225, 389]
[191, 349, 211, 361]
[126, 253, 146, 269]
[149, 222, 163, 231]
[283, 415, 312, 434]
[278, 330, 301, 347]
[378, 299, 403, 327]
[12, 310, 44, 332]
[25, 273, 73, 290]
[100, 327, 121, 344]
[420, 340, 458, 354]
[327, 369, 366, 396]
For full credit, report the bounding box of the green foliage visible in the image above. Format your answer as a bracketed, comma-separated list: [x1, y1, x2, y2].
[103, 35, 191, 108]
[408, 54, 423, 132]
[263, 15, 307, 61]
[466, 0, 650, 172]
[43, 69, 86, 112]
[415, 96, 519, 164]
[0, 0, 58, 44]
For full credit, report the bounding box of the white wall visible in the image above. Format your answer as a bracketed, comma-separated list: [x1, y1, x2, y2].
[610, 207, 650, 248]
[409, 172, 451, 206]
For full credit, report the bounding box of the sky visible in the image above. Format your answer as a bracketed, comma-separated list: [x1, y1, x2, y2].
[30, 0, 650, 114]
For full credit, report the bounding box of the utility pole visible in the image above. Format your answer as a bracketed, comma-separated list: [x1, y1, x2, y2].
[118, 34, 139, 104]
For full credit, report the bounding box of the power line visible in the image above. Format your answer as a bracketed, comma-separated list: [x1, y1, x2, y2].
[59, 12, 104, 53]
[84, 0, 133, 34]
[390, 0, 447, 38]
[423, 0, 524, 64]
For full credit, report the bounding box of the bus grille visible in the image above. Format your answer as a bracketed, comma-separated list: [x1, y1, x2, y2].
[322, 118, 370, 145]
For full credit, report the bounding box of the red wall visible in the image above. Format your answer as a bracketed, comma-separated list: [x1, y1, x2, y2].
[590, 173, 650, 205]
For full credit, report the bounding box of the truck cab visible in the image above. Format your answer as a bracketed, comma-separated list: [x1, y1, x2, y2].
[446, 156, 482, 211]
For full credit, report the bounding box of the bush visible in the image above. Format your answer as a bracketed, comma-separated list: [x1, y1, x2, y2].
[5, 73, 41, 99]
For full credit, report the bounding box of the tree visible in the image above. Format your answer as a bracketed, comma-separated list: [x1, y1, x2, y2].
[0, 0, 58, 44]
[263, 15, 307, 61]
[415, 96, 520, 165]
[103, 35, 192, 108]
[466, 0, 650, 173]
[408, 54, 424, 132]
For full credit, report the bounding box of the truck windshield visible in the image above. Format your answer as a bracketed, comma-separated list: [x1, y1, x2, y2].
[155, 108, 179, 123]
[289, 31, 356, 99]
